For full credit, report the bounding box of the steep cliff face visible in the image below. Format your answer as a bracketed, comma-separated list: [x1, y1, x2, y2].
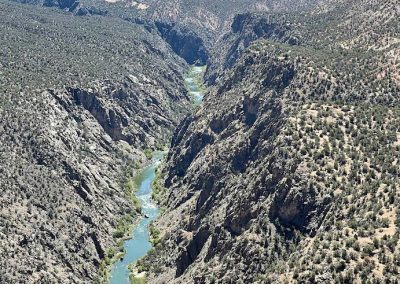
[206, 12, 301, 84]
[136, 0, 330, 69]
[147, 0, 327, 46]
[141, 43, 331, 284]
[0, 1, 190, 283]
[1, 90, 138, 283]
[225, 13, 300, 66]
[140, 0, 400, 282]
[155, 21, 209, 65]
[207, 0, 400, 86]
[2, 0, 399, 282]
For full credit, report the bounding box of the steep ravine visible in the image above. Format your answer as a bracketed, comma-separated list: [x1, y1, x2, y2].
[109, 152, 165, 284]
[2, 0, 398, 283]
[135, 1, 400, 282]
[106, 66, 206, 284]
[0, 3, 194, 283]
[139, 46, 300, 284]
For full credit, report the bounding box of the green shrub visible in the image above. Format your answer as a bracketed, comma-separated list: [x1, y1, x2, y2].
[149, 223, 161, 246]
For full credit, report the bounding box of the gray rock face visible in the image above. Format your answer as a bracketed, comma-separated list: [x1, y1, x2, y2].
[227, 13, 300, 67]
[142, 44, 324, 283]
[140, 0, 400, 282]
[0, 84, 188, 283]
[1, 0, 399, 282]
[1, 89, 136, 283]
[146, 0, 326, 49]
[206, 12, 301, 84]
[155, 21, 209, 65]
[0, 1, 191, 283]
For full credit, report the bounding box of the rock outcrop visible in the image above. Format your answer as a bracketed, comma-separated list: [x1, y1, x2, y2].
[146, 0, 327, 49]
[155, 21, 209, 65]
[1, 0, 399, 282]
[206, 12, 301, 84]
[0, 1, 191, 283]
[140, 0, 400, 282]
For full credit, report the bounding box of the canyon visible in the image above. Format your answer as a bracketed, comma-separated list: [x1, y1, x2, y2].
[0, 0, 399, 283]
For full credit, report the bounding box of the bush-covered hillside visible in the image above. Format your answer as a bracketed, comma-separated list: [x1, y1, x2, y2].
[139, 0, 400, 283]
[0, 1, 190, 283]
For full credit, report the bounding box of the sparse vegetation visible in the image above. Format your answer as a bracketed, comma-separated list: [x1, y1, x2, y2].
[1, 0, 399, 283]
[151, 168, 167, 206]
[129, 275, 146, 284]
[143, 149, 153, 160]
[139, 0, 400, 282]
[0, 0, 189, 282]
[149, 223, 161, 246]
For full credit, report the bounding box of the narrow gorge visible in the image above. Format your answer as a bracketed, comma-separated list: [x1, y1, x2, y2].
[109, 152, 164, 284]
[0, 0, 399, 283]
[107, 66, 206, 284]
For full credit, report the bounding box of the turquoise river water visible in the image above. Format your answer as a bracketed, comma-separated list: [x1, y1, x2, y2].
[109, 151, 163, 284]
[109, 66, 204, 284]
[185, 66, 205, 105]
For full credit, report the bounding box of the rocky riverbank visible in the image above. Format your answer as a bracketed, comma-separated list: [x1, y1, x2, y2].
[0, 1, 191, 283]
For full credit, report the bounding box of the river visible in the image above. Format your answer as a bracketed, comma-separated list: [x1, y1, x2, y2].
[109, 66, 205, 284]
[109, 151, 163, 284]
[185, 66, 206, 105]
